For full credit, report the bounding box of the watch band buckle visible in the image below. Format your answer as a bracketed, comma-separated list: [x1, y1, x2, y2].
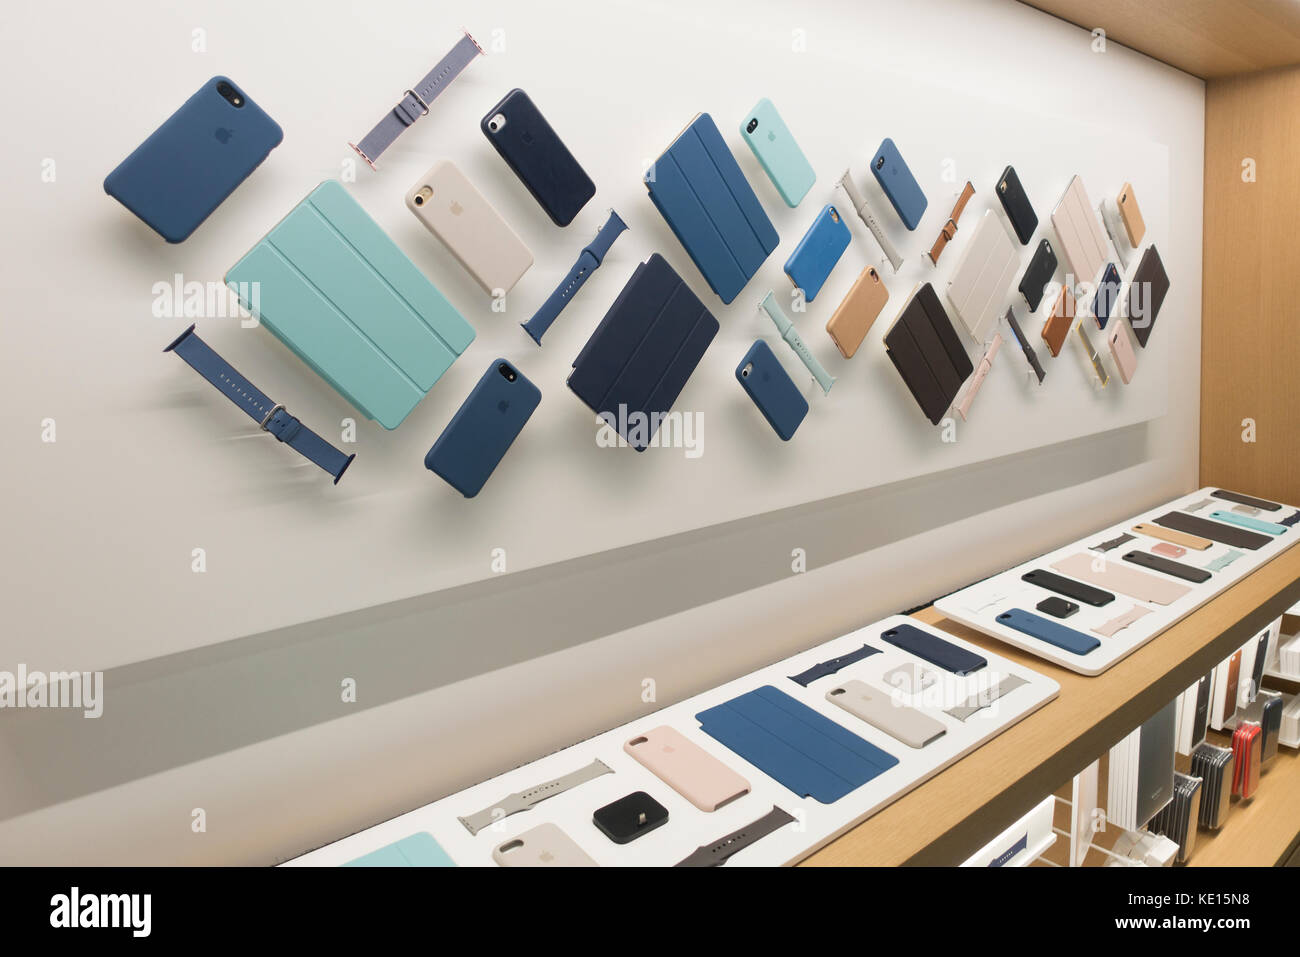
[402, 88, 431, 117]
[259, 404, 286, 432]
[941, 218, 959, 241]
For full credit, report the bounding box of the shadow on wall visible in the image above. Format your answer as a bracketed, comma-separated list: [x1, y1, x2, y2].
[0, 423, 1150, 822]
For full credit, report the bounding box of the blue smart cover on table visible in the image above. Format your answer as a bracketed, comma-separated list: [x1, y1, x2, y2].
[696, 685, 898, 804]
[344, 833, 456, 867]
[784, 205, 851, 302]
[425, 360, 541, 498]
[568, 254, 718, 451]
[645, 113, 779, 304]
[736, 340, 808, 440]
[225, 181, 475, 430]
[871, 137, 928, 231]
[104, 76, 282, 243]
[997, 608, 1101, 656]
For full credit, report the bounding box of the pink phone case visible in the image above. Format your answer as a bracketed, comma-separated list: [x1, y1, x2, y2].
[1152, 542, 1187, 559]
[1107, 323, 1138, 384]
[624, 726, 750, 811]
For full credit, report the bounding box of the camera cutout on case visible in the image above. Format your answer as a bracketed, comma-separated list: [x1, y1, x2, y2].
[487, 112, 507, 133]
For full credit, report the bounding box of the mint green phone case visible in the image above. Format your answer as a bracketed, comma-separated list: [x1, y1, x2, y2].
[226, 181, 475, 430]
[740, 98, 815, 208]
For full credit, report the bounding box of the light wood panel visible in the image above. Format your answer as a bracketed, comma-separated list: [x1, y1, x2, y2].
[1201, 66, 1300, 506]
[1020, 0, 1300, 78]
[800, 544, 1300, 866]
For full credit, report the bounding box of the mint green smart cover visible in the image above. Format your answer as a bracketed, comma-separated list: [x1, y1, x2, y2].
[226, 181, 475, 430]
[343, 833, 456, 867]
[740, 98, 815, 208]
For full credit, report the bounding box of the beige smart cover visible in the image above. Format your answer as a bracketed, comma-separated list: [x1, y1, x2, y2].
[1117, 183, 1146, 247]
[1052, 552, 1191, 606]
[1131, 523, 1213, 551]
[826, 680, 947, 749]
[492, 823, 597, 867]
[1050, 175, 1108, 285]
[624, 726, 749, 811]
[946, 210, 1019, 342]
[826, 265, 889, 358]
[405, 159, 533, 296]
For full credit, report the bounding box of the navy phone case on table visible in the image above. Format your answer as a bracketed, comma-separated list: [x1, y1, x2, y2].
[784, 204, 851, 302]
[425, 360, 541, 497]
[881, 622, 986, 675]
[736, 340, 808, 440]
[871, 138, 928, 231]
[104, 76, 282, 243]
[481, 89, 595, 227]
[997, 608, 1100, 656]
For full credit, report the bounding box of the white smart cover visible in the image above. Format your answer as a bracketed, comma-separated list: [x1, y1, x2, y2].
[946, 211, 1018, 341]
[1051, 175, 1109, 285]
[406, 159, 533, 295]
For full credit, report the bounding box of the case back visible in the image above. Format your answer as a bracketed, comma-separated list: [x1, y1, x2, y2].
[1093, 262, 1122, 329]
[784, 204, 851, 302]
[480, 89, 594, 226]
[492, 823, 597, 867]
[826, 266, 889, 358]
[880, 622, 987, 675]
[1118, 182, 1146, 247]
[104, 76, 282, 243]
[826, 679, 947, 749]
[1041, 285, 1075, 357]
[405, 160, 533, 295]
[871, 138, 928, 230]
[740, 97, 816, 207]
[736, 340, 809, 441]
[623, 726, 749, 811]
[424, 360, 541, 498]
[1127, 245, 1170, 348]
[996, 165, 1038, 245]
[1018, 238, 1058, 312]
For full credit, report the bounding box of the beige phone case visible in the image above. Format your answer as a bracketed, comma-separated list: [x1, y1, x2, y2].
[406, 159, 533, 296]
[1117, 183, 1146, 248]
[492, 823, 597, 867]
[826, 679, 947, 749]
[1132, 523, 1213, 551]
[826, 266, 889, 358]
[624, 726, 749, 811]
[1052, 552, 1191, 606]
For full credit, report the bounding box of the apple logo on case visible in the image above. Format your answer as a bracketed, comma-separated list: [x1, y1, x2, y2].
[449, 200, 464, 216]
[214, 128, 233, 144]
[767, 131, 776, 142]
[521, 131, 533, 145]
[497, 399, 510, 414]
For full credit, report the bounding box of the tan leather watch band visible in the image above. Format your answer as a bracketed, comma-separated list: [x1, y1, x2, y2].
[927, 180, 976, 264]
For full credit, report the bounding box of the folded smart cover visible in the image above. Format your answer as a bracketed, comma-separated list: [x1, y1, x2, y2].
[997, 608, 1100, 656]
[696, 685, 898, 803]
[1153, 511, 1271, 550]
[784, 204, 850, 302]
[881, 623, 986, 675]
[225, 181, 474, 430]
[1051, 175, 1108, 284]
[736, 340, 808, 441]
[344, 833, 456, 867]
[568, 254, 718, 450]
[1127, 245, 1169, 348]
[947, 211, 1019, 341]
[883, 283, 975, 426]
[645, 113, 779, 303]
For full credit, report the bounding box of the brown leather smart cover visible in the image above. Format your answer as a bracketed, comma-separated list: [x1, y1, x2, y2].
[1041, 285, 1074, 357]
[826, 265, 890, 358]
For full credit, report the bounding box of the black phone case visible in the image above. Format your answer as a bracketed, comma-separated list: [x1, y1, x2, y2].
[1018, 238, 1058, 312]
[880, 623, 986, 675]
[1122, 550, 1213, 584]
[1022, 568, 1115, 607]
[1211, 489, 1282, 512]
[592, 791, 668, 844]
[481, 89, 595, 227]
[997, 165, 1038, 245]
[1127, 244, 1169, 348]
[1036, 596, 1079, 619]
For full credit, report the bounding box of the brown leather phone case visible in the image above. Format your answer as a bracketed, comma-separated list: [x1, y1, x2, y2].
[826, 266, 889, 358]
[1117, 183, 1146, 247]
[1041, 285, 1074, 357]
[1222, 651, 1242, 723]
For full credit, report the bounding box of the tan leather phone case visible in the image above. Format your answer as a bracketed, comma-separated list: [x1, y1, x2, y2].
[492, 823, 597, 867]
[1132, 523, 1213, 551]
[624, 726, 749, 811]
[1117, 183, 1146, 247]
[1052, 552, 1191, 606]
[826, 266, 889, 358]
[1041, 286, 1074, 357]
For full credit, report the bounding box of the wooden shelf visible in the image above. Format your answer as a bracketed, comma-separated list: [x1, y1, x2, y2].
[800, 542, 1300, 866]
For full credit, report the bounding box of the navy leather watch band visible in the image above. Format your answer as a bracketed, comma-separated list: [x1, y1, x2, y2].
[164, 325, 355, 483]
[789, 643, 880, 687]
[350, 32, 481, 168]
[522, 209, 627, 345]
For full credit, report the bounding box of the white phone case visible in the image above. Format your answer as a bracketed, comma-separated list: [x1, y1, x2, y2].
[406, 159, 533, 296]
[826, 679, 947, 749]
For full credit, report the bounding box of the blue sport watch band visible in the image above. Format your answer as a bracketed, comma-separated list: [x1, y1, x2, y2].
[164, 324, 355, 484]
[522, 210, 627, 345]
[789, 644, 880, 687]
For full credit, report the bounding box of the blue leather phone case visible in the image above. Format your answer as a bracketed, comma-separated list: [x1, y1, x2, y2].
[425, 360, 541, 498]
[645, 113, 779, 304]
[344, 833, 456, 867]
[104, 77, 282, 243]
[784, 205, 851, 302]
[481, 89, 594, 227]
[736, 340, 808, 441]
[997, 608, 1100, 656]
[225, 181, 475, 430]
[696, 685, 898, 804]
[568, 254, 718, 451]
[870, 138, 928, 231]
[881, 623, 986, 675]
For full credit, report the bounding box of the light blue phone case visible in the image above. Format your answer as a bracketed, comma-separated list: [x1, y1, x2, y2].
[739, 98, 815, 207]
[784, 205, 850, 302]
[344, 833, 456, 867]
[1208, 510, 1287, 536]
[226, 181, 475, 430]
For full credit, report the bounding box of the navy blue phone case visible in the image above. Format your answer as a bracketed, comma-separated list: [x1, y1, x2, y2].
[425, 360, 541, 498]
[103, 77, 282, 243]
[880, 623, 986, 675]
[481, 89, 595, 227]
[870, 138, 927, 231]
[736, 340, 808, 441]
[1093, 262, 1121, 329]
[783, 204, 851, 302]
